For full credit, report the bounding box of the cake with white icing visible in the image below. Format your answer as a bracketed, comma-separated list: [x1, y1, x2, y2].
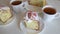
[24, 11, 40, 30]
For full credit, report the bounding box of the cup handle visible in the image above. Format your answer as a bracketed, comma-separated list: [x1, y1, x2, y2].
[55, 13, 60, 19]
[10, 0, 16, 4]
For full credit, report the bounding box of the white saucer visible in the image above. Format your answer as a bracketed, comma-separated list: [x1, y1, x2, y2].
[20, 18, 44, 34]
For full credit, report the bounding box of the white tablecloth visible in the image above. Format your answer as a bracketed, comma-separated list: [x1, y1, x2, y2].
[0, 0, 60, 34]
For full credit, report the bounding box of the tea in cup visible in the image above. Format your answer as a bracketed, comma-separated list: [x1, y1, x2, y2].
[42, 5, 60, 22]
[10, 0, 25, 13]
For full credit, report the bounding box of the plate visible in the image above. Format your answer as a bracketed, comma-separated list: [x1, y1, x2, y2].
[20, 19, 44, 34]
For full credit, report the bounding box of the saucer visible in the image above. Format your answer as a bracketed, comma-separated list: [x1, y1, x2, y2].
[20, 18, 44, 34]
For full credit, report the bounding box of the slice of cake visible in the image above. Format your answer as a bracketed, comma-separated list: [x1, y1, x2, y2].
[28, 0, 46, 7]
[24, 20, 39, 30]
[0, 7, 12, 23]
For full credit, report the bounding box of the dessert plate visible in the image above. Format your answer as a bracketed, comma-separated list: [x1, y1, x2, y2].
[20, 17, 44, 34]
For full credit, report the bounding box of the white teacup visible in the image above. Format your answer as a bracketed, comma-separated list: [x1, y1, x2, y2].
[42, 5, 60, 22]
[10, 0, 25, 13]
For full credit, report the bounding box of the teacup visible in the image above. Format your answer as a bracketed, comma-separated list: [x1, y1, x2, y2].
[10, 0, 25, 13]
[42, 5, 60, 22]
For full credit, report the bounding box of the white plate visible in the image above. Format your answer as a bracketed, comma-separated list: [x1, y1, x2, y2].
[20, 17, 44, 34]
